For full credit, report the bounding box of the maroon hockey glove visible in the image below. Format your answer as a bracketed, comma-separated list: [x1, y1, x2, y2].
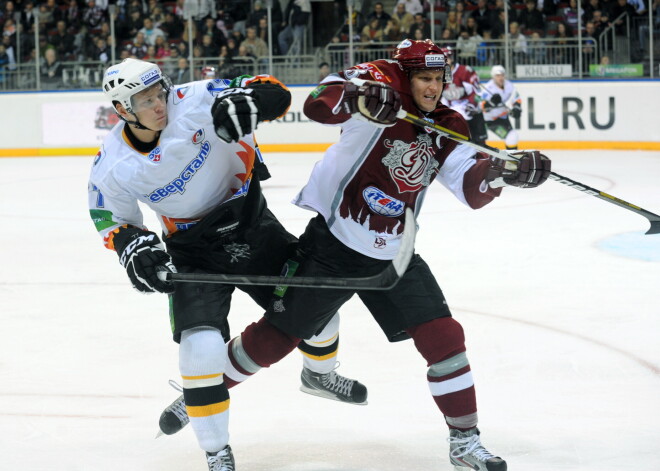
[113, 227, 176, 294]
[340, 79, 402, 127]
[486, 151, 551, 188]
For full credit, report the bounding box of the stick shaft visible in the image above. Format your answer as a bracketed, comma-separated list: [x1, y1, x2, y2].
[398, 111, 660, 235]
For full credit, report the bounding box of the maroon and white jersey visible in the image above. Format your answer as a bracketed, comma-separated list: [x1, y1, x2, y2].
[441, 63, 481, 120]
[295, 59, 501, 260]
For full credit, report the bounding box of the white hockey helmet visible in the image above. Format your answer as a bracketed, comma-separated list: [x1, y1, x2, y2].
[102, 58, 170, 113]
[491, 65, 506, 77]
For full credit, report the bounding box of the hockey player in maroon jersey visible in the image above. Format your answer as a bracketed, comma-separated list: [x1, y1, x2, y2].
[216, 39, 551, 470]
[441, 46, 490, 147]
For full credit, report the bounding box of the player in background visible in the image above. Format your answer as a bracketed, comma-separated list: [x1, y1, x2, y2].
[201, 66, 217, 79]
[88, 58, 365, 471]
[210, 39, 551, 470]
[440, 46, 489, 146]
[479, 65, 522, 150]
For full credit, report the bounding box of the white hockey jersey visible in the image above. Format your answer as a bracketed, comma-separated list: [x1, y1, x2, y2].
[479, 79, 521, 122]
[88, 79, 260, 249]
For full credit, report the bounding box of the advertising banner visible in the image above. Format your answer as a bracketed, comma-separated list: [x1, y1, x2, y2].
[589, 64, 644, 77]
[515, 64, 573, 78]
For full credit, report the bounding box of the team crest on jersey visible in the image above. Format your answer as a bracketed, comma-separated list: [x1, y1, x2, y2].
[362, 186, 405, 217]
[374, 237, 387, 249]
[381, 134, 439, 193]
[192, 129, 205, 144]
[173, 86, 195, 104]
[147, 146, 162, 162]
[206, 79, 231, 96]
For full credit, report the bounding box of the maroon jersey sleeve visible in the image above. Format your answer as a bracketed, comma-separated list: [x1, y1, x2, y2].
[304, 81, 351, 125]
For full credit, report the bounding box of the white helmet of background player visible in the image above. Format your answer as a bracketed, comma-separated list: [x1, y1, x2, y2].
[201, 66, 216, 79]
[491, 65, 506, 78]
[102, 58, 172, 114]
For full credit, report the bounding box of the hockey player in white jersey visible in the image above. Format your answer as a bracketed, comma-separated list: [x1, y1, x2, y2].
[88, 58, 365, 471]
[480, 65, 522, 150]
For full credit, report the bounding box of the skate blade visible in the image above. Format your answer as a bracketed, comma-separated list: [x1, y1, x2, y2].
[299, 385, 368, 406]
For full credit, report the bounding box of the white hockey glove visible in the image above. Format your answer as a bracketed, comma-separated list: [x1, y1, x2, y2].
[340, 78, 402, 127]
[113, 227, 177, 294]
[212, 88, 260, 143]
[486, 151, 551, 188]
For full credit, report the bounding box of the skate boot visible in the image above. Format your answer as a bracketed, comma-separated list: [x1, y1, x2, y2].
[157, 381, 188, 436]
[300, 365, 368, 405]
[206, 445, 235, 471]
[448, 427, 507, 471]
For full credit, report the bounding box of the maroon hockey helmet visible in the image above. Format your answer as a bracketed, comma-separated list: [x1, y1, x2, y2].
[392, 39, 451, 83]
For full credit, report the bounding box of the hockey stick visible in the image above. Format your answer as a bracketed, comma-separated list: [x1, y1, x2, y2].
[397, 110, 660, 235]
[157, 208, 417, 289]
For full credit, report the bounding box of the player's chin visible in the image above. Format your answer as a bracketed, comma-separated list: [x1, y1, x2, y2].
[152, 116, 168, 130]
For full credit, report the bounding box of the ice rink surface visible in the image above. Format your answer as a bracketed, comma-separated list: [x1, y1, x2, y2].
[1, 150, 659, 471]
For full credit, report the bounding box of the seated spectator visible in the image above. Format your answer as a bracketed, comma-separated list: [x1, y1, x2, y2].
[143, 44, 158, 61]
[455, 1, 469, 28]
[139, 17, 167, 46]
[82, 0, 106, 30]
[154, 35, 170, 58]
[552, 21, 574, 63]
[361, 17, 385, 44]
[91, 36, 111, 63]
[517, 0, 545, 33]
[465, 16, 479, 36]
[561, 0, 583, 35]
[241, 25, 268, 57]
[174, 56, 190, 83]
[198, 33, 217, 57]
[507, 21, 528, 64]
[456, 26, 482, 66]
[392, 2, 415, 34]
[0, 44, 15, 84]
[582, 21, 598, 72]
[40, 48, 62, 89]
[470, 0, 495, 35]
[366, 2, 391, 30]
[50, 20, 76, 60]
[411, 13, 431, 38]
[541, 0, 561, 16]
[528, 31, 547, 64]
[445, 10, 462, 38]
[232, 44, 255, 74]
[491, 8, 506, 39]
[160, 11, 184, 39]
[318, 61, 330, 81]
[383, 17, 404, 42]
[476, 29, 496, 65]
[394, 0, 423, 16]
[161, 45, 179, 75]
[226, 37, 239, 58]
[247, 0, 268, 28]
[201, 16, 227, 48]
[441, 27, 456, 41]
[129, 32, 149, 59]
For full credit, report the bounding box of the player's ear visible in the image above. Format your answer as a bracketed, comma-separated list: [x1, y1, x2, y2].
[115, 102, 130, 118]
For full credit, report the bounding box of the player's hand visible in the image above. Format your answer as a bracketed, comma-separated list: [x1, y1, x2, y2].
[510, 103, 522, 119]
[212, 89, 260, 142]
[486, 151, 551, 188]
[114, 228, 176, 293]
[465, 103, 481, 117]
[341, 79, 401, 127]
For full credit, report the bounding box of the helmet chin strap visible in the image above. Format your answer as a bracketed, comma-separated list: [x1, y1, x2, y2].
[119, 113, 154, 131]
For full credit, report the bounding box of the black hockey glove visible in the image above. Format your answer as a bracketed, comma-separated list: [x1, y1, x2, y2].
[113, 227, 176, 294]
[212, 88, 260, 143]
[510, 102, 522, 119]
[341, 79, 401, 127]
[484, 93, 502, 111]
[486, 151, 551, 188]
[465, 102, 481, 117]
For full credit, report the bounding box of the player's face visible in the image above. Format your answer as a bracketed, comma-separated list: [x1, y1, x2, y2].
[493, 73, 505, 88]
[131, 84, 169, 130]
[410, 69, 445, 112]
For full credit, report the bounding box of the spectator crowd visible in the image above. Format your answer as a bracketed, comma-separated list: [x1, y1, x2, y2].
[0, 0, 657, 87]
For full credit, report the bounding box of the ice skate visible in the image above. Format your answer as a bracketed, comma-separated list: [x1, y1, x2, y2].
[157, 381, 188, 436]
[299, 365, 368, 405]
[448, 427, 506, 471]
[206, 445, 235, 471]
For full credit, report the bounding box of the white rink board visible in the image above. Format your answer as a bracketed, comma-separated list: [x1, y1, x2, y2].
[0, 150, 659, 471]
[0, 81, 659, 150]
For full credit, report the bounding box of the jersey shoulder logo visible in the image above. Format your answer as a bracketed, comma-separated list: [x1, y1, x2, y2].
[173, 86, 195, 104]
[147, 146, 162, 162]
[192, 129, 205, 145]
